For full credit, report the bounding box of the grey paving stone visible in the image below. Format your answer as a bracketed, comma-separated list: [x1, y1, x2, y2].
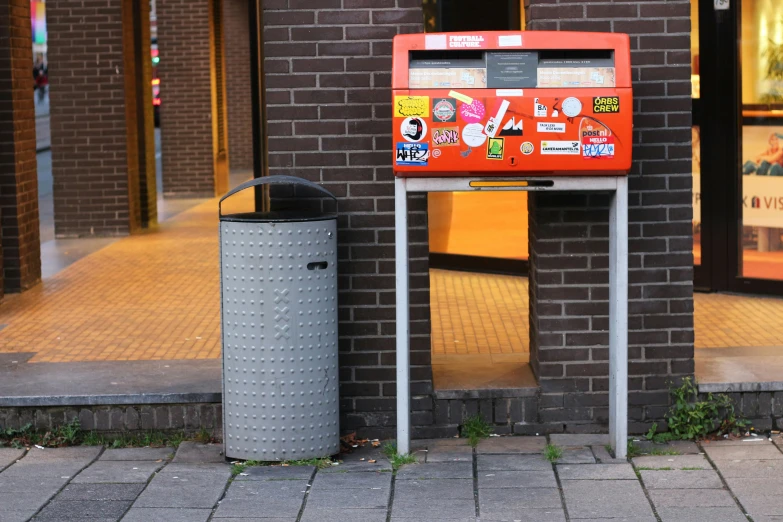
[656, 506, 749, 522]
[0, 510, 33, 522]
[480, 508, 566, 522]
[235, 464, 314, 481]
[320, 459, 392, 472]
[57, 483, 145, 501]
[158, 462, 232, 475]
[562, 479, 654, 519]
[714, 458, 783, 478]
[567, 517, 655, 521]
[391, 519, 476, 522]
[172, 442, 224, 463]
[212, 480, 306, 518]
[133, 470, 229, 509]
[557, 463, 637, 480]
[480, 487, 562, 513]
[211, 519, 292, 522]
[33, 499, 131, 520]
[397, 461, 473, 480]
[477, 437, 546, 454]
[753, 516, 783, 522]
[590, 445, 626, 464]
[305, 485, 389, 509]
[311, 469, 391, 489]
[23, 446, 103, 463]
[477, 454, 552, 471]
[394, 478, 474, 500]
[725, 477, 783, 501]
[702, 443, 783, 461]
[550, 434, 609, 447]
[72, 460, 162, 483]
[423, 440, 473, 463]
[0, 448, 25, 471]
[121, 508, 212, 522]
[641, 469, 723, 489]
[632, 454, 710, 470]
[413, 438, 472, 449]
[556, 448, 596, 464]
[478, 470, 557, 488]
[99, 447, 172, 461]
[301, 508, 387, 522]
[631, 440, 699, 455]
[702, 437, 773, 446]
[648, 488, 737, 508]
[392, 497, 476, 519]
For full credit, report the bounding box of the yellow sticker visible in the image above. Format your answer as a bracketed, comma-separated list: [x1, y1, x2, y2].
[448, 90, 473, 104]
[394, 96, 429, 118]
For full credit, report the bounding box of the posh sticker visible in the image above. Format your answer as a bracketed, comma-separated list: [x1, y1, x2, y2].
[537, 122, 566, 133]
[462, 123, 487, 147]
[432, 127, 459, 147]
[534, 98, 547, 118]
[396, 142, 429, 165]
[486, 137, 504, 160]
[460, 99, 485, 123]
[400, 117, 427, 143]
[593, 96, 620, 113]
[540, 141, 580, 155]
[432, 98, 457, 122]
[394, 96, 429, 118]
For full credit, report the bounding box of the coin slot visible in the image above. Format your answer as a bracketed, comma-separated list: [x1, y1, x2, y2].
[307, 261, 329, 270]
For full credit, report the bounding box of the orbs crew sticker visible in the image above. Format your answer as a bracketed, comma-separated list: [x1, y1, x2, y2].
[396, 143, 429, 166]
[394, 96, 429, 118]
[432, 98, 457, 122]
[593, 96, 620, 113]
[432, 126, 459, 147]
[486, 138, 504, 160]
[400, 117, 427, 143]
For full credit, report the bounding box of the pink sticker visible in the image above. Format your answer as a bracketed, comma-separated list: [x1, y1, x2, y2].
[460, 99, 485, 124]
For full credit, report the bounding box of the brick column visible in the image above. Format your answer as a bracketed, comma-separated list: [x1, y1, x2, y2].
[262, 0, 431, 439]
[48, 0, 156, 237]
[0, 0, 41, 294]
[224, 0, 253, 172]
[157, 0, 229, 197]
[526, 2, 694, 433]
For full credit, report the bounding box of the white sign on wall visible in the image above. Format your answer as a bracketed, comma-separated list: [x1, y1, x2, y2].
[693, 172, 783, 229]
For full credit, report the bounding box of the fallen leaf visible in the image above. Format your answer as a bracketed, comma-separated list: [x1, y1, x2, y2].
[368, 459, 376, 463]
[360, 458, 365, 461]
[371, 441, 381, 447]
[281, 463, 290, 467]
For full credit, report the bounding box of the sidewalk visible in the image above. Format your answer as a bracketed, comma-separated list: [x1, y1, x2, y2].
[1, 434, 780, 521]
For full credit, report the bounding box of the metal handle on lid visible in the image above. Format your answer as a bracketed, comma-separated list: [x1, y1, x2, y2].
[218, 175, 337, 216]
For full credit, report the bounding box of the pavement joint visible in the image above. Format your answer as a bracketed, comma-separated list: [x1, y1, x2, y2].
[629, 454, 664, 522]
[471, 446, 479, 518]
[293, 466, 318, 522]
[698, 441, 755, 522]
[385, 466, 396, 522]
[0, 447, 27, 474]
[551, 456, 571, 522]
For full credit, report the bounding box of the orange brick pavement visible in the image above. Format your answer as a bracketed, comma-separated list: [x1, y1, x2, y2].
[0, 191, 253, 363]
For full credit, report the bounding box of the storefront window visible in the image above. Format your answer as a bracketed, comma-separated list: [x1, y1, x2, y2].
[739, 0, 783, 280]
[692, 0, 701, 266]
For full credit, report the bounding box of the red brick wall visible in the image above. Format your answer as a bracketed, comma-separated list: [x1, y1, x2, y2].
[262, 0, 433, 438]
[157, 0, 226, 197]
[223, 0, 253, 172]
[0, 0, 41, 293]
[48, 0, 151, 237]
[526, 2, 694, 433]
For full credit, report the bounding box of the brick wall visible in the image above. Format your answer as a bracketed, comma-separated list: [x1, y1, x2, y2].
[224, 0, 253, 172]
[0, 0, 41, 294]
[48, 0, 152, 237]
[262, 0, 432, 439]
[157, 0, 228, 197]
[526, 2, 694, 433]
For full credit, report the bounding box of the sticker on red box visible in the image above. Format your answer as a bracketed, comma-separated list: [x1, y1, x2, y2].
[582, 135, 615, 159]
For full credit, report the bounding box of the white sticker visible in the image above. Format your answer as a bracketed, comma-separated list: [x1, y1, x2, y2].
[534, 98, 548, 118]
[498, 34, 522, 47]
[495, 89, 524, 97]
[537, 122, 566, 133]
[425, 34, 447, 50]
[400, 117, 427, 143]
[484, 100, 510, 138]
[540, 140, 580, 155]
[462, 123, 487, 147]
[562, 97, 583, 118]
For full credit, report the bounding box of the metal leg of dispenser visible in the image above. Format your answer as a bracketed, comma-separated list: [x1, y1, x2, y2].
[395, 177, 411, 455]
[609, 177, 629, 459]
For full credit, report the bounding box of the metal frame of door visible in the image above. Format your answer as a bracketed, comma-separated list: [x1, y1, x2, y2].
[695, 0, 783, 295]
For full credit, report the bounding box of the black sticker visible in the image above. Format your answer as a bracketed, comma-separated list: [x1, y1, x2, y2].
[593, 96, 620, 113]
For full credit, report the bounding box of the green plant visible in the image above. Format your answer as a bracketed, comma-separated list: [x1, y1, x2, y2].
[665, 378, 746, 440]
[461, 415, 493, 447]
[645, 423, 675, 444]
[382, 441, 417, 470]
[681, 467, 702, 470]
[286, 457, 333, 469]
[544, 443, 563, 462]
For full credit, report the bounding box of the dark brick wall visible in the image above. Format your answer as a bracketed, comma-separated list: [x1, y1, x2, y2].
[0, 0, 41, 294]
[262, 0, 431, 439]
[526, 2, 695, 433]
[48, 0, 152, 237]
[158, 0, 228, 197]
[224, 0, 253, 171]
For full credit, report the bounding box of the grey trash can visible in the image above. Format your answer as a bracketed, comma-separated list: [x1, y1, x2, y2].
[219, 175, 339, 461]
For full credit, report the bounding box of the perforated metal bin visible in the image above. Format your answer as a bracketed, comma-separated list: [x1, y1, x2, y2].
[219, 176, 339, 461]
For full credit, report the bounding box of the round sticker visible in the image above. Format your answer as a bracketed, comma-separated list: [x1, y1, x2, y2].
[400, 117, 427, 142]
[459, 99, 485, 123]
[461, 123, 487, 147]
[562, 97, 583, 118]
[432, 148, 442, 158]
[432, 99, 456, 122]
[520, 142, 534, 155]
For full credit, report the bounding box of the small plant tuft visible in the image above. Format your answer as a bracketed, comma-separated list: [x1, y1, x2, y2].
[544, 443, 563, 462]
[663, 378, 746, 441]
[461, 415, 493, 447]
[382, 441, 417, 470]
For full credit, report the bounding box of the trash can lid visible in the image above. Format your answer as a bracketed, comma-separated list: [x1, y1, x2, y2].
[220, 209, 337, 223]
